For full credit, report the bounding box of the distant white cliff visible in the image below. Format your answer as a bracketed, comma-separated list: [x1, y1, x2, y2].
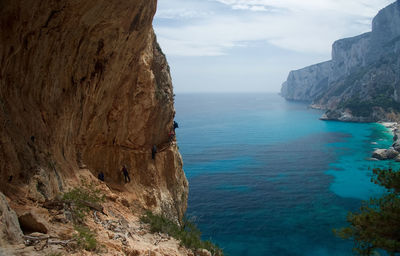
[281, 0, 400, 122]
[281, 61, 331, 102]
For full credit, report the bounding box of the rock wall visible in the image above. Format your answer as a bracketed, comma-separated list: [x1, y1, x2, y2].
[280, 61, 331, 101]
[330, 32, 370, 83]
[369, 0, 400, 63]
[281, 0, 400, 122]
[0, 0, 187, 223]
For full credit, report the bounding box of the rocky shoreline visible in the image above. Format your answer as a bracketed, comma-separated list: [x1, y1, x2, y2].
[371, 122, 400, 161]
[311, 104, 400, 161]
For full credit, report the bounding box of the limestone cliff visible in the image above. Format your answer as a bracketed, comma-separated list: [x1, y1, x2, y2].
[280, 61, 331, 101]
[330, 33, 370, 83]
[281, 0, 400, 122]
[0, 0, 189, 254]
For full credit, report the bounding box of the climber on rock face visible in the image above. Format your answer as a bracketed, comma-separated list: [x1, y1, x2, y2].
[152, 145, 157, 160]
[168, 130, 175, 142]
[122, 165, 130, 183]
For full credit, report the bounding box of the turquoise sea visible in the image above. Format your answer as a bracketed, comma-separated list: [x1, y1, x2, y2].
[174, 93, 399, 256]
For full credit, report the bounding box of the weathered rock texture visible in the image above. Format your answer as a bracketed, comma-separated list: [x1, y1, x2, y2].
[281, 0, 400, 122]
[0, 0, 188, 248]
[0, 192, 24, 246]
[0, 172, 196, 256]
[372, 148, 399, 160]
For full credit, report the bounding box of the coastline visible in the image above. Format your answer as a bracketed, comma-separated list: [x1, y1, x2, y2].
[379, 121, 397, 133]
[371, 121, 400, 161]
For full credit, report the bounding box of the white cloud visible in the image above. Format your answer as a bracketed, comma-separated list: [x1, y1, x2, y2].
[229, 4, 271, 11]
[215, 0, 391, 15]
[154, 0, 394, 57]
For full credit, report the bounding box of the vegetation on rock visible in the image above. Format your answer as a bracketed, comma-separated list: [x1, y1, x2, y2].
[73, 225, 98, 252]
[62, 182, 105, 224]
[335, 168, 400, 255]
[141, 211, 224, 255]
[61, 182, 105, 252]
[338, 95, 400, 117]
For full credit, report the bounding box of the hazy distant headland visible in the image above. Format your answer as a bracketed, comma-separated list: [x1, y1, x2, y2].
[281, 0, 400, 123]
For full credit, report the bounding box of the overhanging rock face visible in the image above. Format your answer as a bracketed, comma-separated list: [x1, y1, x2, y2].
[0, 0, 188, 222]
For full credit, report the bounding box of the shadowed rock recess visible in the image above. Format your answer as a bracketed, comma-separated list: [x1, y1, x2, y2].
[0, 0, 189, 254]
[281, 0, 400, 122]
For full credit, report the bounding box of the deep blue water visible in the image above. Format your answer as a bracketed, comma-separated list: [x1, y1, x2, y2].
[174, 93, 398, 256]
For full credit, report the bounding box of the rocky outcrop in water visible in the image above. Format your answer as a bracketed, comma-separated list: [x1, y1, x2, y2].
[281, 0, 400, 122]
[372, 148, 399, 160]
[369, 122, 400, 161]
[0, 0, 189, 254]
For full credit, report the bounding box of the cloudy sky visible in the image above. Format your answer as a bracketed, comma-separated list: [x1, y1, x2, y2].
[153, 0, 393, 93]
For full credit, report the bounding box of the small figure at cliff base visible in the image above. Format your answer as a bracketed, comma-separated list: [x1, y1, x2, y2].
[152, 145, 157, 160]
[122, 165, 130, 183]
[98, 172, 104, 182]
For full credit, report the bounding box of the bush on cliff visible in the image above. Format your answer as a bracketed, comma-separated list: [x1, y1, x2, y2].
[61, 182, 104, 252]
[334, 168, 400, 255]
[62, 183, 105, 224]
[339, 95, 400, 117]
[73, 225, 98, 251]
[141, 211, 224, 255]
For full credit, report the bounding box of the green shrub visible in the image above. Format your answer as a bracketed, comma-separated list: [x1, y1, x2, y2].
[62, 184, 105, 224]
[334, 168, 400, 255]
[338, 97, 373, 117]
[338, 95, 400, 117]
[61, 183, 103, 253]
[74, 225, 98, 251]
[141, 211, 223, 255]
